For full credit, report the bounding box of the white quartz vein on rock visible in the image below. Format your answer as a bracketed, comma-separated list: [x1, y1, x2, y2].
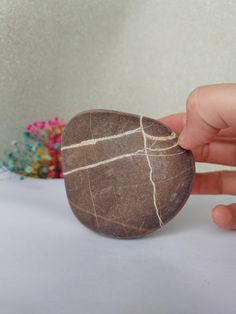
[62, 127, 142, 150]
[147, 142, 178, 151]
[144, 132, 176, 141]
[86, 168, 100, 232]
[62, 125, 177, 151]
[63, 149, 144, 175]
[69, 200, 148, 232]
[136, 151, 185, 157]
[140, 115, 163, 227]
[63, 148, 185, 176]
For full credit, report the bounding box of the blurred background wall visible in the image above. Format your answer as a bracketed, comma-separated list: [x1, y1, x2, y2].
[1, 0, 236, 171]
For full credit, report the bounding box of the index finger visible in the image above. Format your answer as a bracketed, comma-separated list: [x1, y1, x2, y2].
[160, 113, 236, 138]
[178, 84, 236, 149]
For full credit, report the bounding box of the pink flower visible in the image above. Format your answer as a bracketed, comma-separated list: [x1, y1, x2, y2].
[48, 117, 59, 129]
[26, 124, 36, 133]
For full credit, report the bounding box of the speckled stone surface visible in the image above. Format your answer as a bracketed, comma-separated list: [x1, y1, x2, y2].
[62, 110, 195, 239]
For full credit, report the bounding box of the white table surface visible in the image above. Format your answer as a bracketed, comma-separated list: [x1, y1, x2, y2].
[0, 172, 235, 314]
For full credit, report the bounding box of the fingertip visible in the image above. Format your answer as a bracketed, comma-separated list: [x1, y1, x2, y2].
[212, 205, 233, 230]
[177, 131, 193, 150]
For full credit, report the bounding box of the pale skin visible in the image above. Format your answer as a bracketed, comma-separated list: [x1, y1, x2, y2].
[160, 83, 236, 230]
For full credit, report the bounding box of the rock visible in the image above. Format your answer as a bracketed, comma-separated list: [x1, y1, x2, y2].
[61, 109, 195, 239]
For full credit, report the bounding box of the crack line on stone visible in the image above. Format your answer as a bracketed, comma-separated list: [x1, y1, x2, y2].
[63, 148, 144, 175]
[112, 175, 129, 237]
[145, 132, 176, 141]
[62, 123, 176, 151]
[67, 166, 194, 193]
[63, 148, 186, 176]
[147, 142, 178, 151]
[140, 115, 163, 227]
[87, 114, 100, 231]
[157, 166, 195, 183]
[86, 168, 100, 232]
[62, 126, 142, 150]
[69, 200, 148, 232]
[136, 151, 185, 157]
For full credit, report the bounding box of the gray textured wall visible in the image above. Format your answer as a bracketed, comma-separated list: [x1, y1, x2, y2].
[1, 0, 236, 171]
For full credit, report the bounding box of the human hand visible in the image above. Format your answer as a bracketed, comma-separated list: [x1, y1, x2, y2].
[160, 84, 236, 230]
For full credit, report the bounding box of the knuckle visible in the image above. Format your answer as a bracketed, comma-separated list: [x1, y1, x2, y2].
[186, 86, 204, 114]
[199, 143, 210, 162]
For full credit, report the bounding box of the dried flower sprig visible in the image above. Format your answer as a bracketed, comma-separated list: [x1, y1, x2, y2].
[0, 117, 66, 179]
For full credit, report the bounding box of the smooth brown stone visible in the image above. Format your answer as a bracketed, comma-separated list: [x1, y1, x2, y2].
[62, 109, 195, 239]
